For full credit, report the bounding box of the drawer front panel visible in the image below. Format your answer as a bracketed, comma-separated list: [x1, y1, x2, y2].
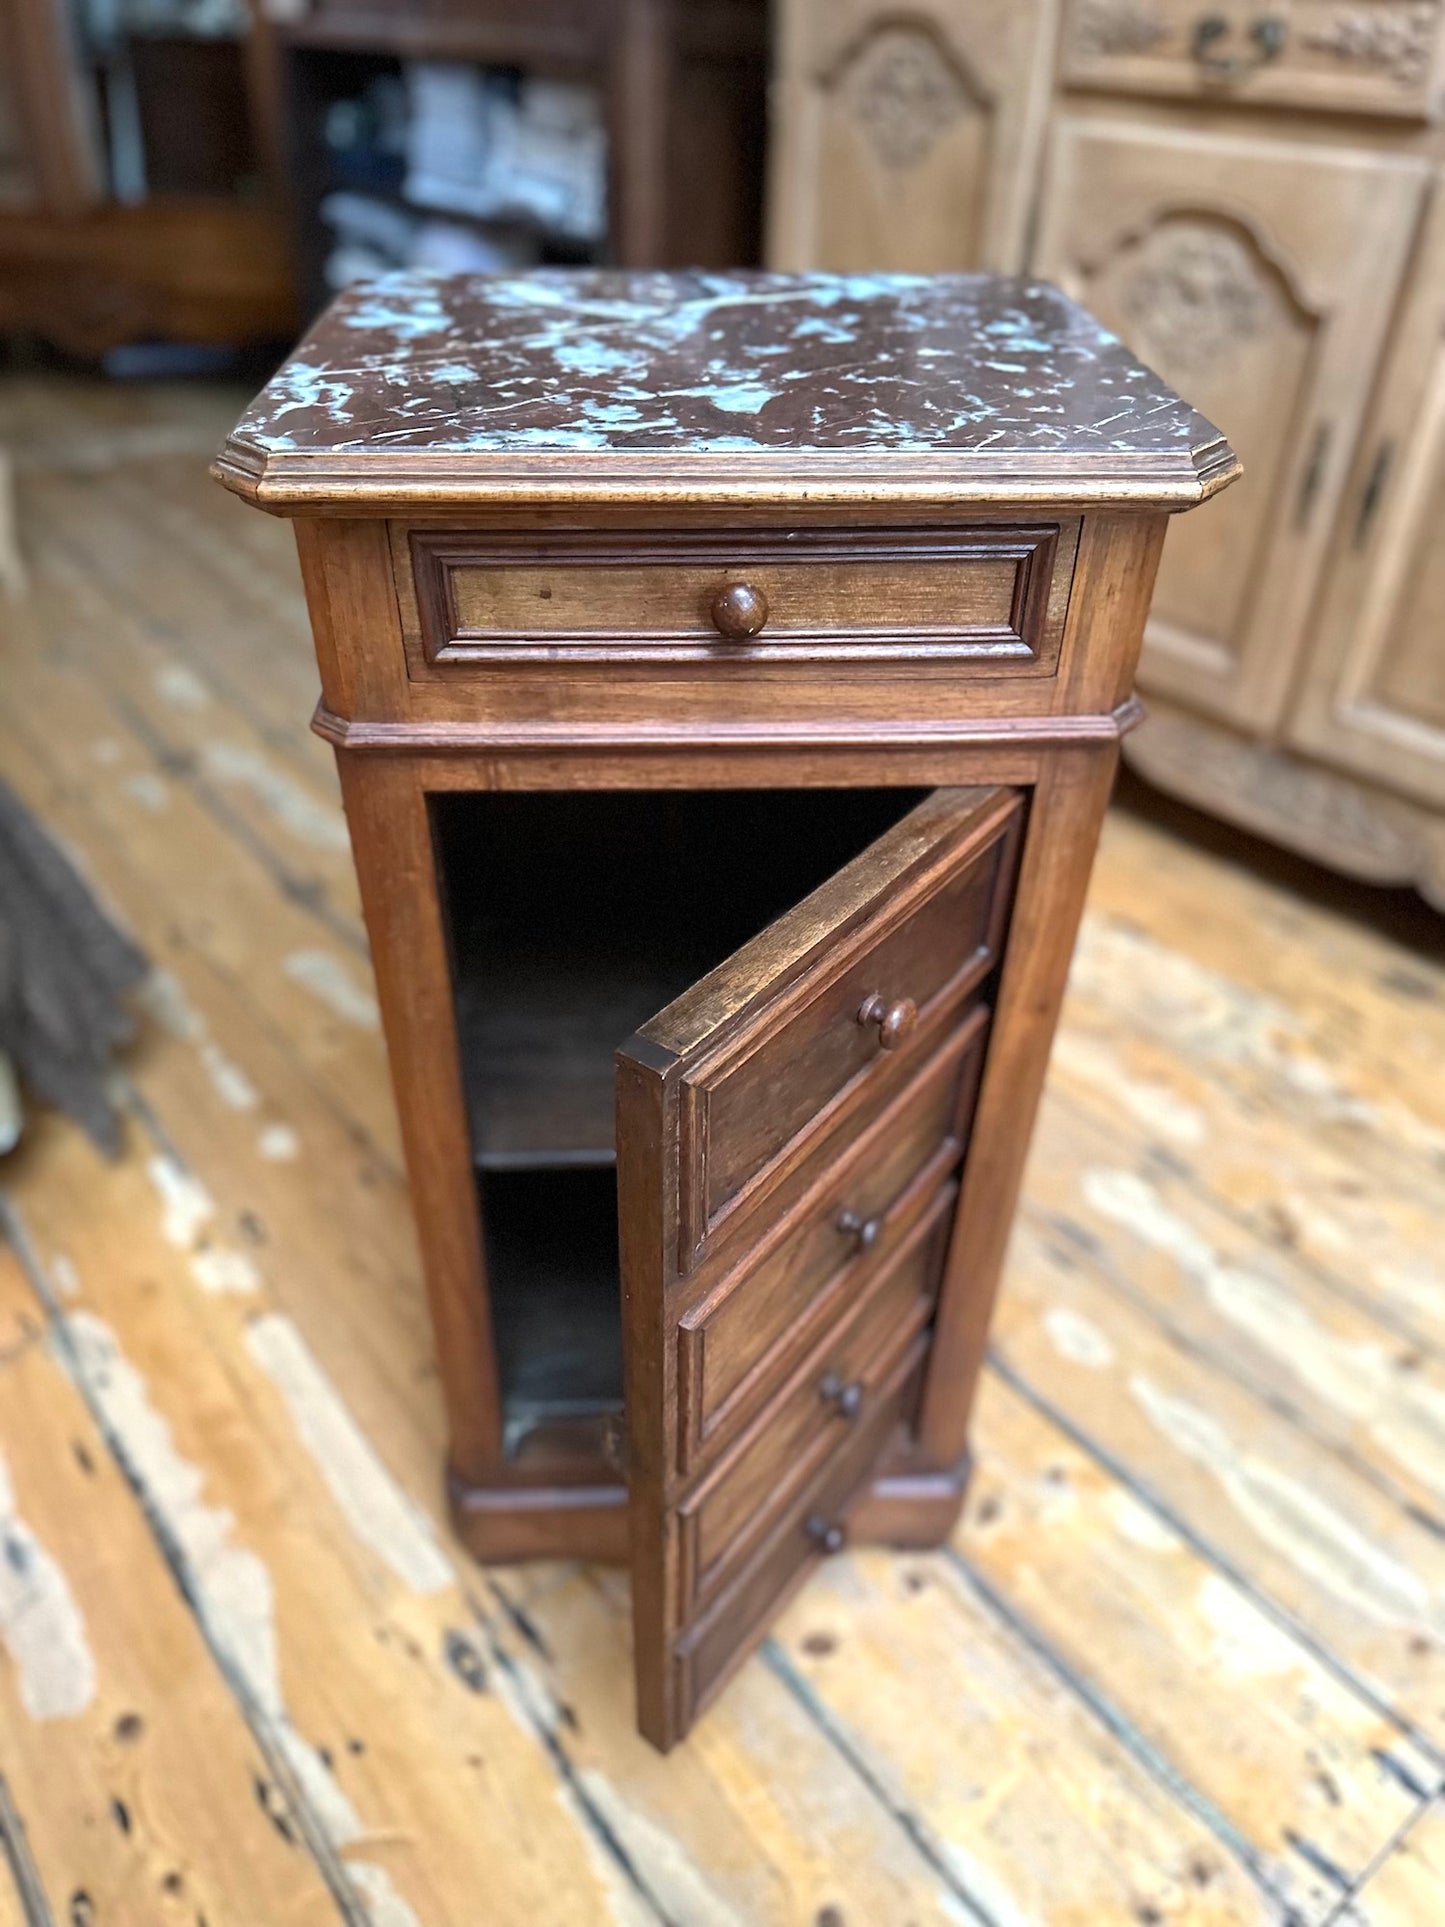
[1062, 0, 1444, 118]
[396, 524, 1076, 671]
[681, 1185, 955, 1612]
[679, 1007, 989, 1463]
[676, 1336, 928, 1731]
[682, 795, 1019, 1250]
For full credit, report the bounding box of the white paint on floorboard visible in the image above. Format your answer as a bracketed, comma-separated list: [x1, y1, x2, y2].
[0, 1449, 96, 1720]
[1051, 1031, 1207, 1146]
[144, 1153, 260, 1296]
[60, 1310, 421, 1927]
[1087, 1168, 1445, 1505]
[282, 950, 380, 1030]
[147, 1152, 214, 1249]
[1130, 1376, 1440, 1638]
[245, 1312, 452, 1596]
[257, 1123, 300, 1162]
[201, 742, 351, 855]
[198, 1041, 259, 1113]
[1043, 1306, 1115, 1369]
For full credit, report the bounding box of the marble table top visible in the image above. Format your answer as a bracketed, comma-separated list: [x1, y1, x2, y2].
[216, 271, 1235, 512]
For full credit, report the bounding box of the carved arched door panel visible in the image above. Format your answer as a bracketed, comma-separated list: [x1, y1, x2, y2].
[767, 1, 1057, 275]
[1033, 116, 1427, 734]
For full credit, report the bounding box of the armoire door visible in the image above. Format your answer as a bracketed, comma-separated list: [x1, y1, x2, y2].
[616, 785, 1023, 1750]
[766, 0, 1056, 274]
[1032, 117, 1427, 735]
[1288, 183, 1445, 813]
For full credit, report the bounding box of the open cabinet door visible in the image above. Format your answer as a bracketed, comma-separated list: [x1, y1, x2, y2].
[616, 785, 1023, 1750]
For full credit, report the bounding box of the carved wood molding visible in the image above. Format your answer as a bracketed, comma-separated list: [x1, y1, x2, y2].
[1068, 0, 1168, 59]
[1301, 4, 1439, 85]
[820, 18, 984, 172]
[312, 695, 1148, 755]
[402, 522, 1067, 671]
[1118, 221, 1273, 376]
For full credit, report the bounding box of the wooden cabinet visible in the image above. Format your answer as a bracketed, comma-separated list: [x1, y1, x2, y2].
[766, 1, 1445, 904]
[767, 0, 1057, 273]
[1032, 116, 1427, 731]
[1289, 184, 1445, 822]
[215, 269, 1233, 1747]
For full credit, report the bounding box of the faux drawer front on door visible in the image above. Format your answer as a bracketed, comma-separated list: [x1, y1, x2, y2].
[675, 1335, 929, 1732]
[672, 790, 1019, 1264]
[395, 524, 1077, 671]
[677, 1005, 989, 1466]
[1062, 0, 1444, 119]
[680, 1183, 956, 1613]
[619, 784, 1023, 1751]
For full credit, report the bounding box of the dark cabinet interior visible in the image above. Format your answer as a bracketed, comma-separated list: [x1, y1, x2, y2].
[433, 786, 930, 1466]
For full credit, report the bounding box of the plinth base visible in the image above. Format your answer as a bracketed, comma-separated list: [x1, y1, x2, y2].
[447, 1444, 972, 1566]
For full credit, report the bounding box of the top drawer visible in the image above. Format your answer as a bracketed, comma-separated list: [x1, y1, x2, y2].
[1062, 0, 1445, 119]
[393, 524, 1077, 675]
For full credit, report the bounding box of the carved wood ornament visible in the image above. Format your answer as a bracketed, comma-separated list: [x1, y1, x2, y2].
[1301, 5, 1439, 85]
[1110, 218, 1288, 377]
[841, 23, 978, 171]
[1069, 0, 1169, 58]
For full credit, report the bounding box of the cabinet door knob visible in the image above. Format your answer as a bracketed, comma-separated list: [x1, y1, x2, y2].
[711, 582, 770, 639]
[857, 993, 917, 1050]
[819, 1371, 865, 1420]
[806, 1515, 846, 1555]
[836, 1208, 882, 1253]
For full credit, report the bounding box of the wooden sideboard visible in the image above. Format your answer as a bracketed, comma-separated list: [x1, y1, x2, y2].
[215, 269, 1232, 1747]
[769, 1, 1445, 905]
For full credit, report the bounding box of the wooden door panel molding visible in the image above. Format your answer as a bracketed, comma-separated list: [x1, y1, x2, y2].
[677, 1182, 955, 1616]
[767, 0, 1058, 274]
[395, 520, 1077, 673]
[1290, 188, 1445, 811]
[617, 784, 1021, 1750]
[649, 787, 1020, 1269]
[675, 1003, 990, 1469]
[1033, 117, 1428, 736]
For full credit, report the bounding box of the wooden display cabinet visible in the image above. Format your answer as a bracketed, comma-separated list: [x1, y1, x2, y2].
[215, 269, 1235, 1750]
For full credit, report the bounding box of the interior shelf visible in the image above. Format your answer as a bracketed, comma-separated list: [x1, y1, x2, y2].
[457, 955, 691, 1167]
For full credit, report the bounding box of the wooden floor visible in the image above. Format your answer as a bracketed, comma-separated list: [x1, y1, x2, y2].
[1, 373, 1444, 1927]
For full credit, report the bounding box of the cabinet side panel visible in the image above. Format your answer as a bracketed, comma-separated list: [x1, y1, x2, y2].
[917, 740, 1120, 1470]
[333, 751, 502, 1481]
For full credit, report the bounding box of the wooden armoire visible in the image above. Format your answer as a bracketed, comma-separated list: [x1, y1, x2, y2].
[768, 2, 1445, 905]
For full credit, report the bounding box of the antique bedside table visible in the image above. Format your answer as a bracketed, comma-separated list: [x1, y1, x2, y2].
[215, 271, 1236, 1750]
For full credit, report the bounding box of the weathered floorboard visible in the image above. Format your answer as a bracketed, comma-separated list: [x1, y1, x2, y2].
[0, 1249, 337, 1926]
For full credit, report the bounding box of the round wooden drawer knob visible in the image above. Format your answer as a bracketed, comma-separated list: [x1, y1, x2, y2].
[819, 1371, 865, 1420]
[711, 582, 770, 640]
[806, 1515, 846, 1556]
[857, 993, 918, 1050]
[836, 1208, 882, 1253]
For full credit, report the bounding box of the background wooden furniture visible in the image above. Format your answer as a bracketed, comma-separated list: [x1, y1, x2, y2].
[248, 0, 768, 315]
[0, 0, 295, 356]
[769, 0, 1445, 907]
[215, 268, 1233, 1747]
